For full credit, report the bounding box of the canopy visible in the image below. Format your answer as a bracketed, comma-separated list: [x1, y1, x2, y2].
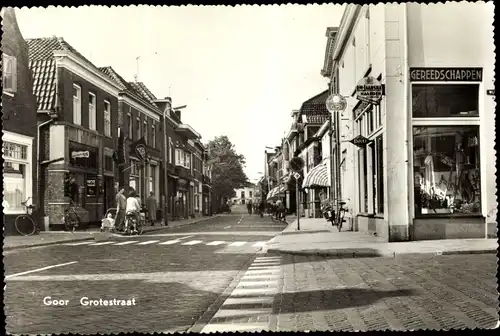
[266, 184, 286, 200]
[302, 161, 329, 189]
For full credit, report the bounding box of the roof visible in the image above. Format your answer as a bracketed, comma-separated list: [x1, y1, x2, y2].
[99, 66, 160, 113]
[27, 36, 91, 63]
[129, 82, 157, 104]
[299, 90, 331, 117]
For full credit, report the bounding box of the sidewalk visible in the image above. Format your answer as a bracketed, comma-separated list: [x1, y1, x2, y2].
[265, 218, 498, 257]
[3, 215, 220, 251]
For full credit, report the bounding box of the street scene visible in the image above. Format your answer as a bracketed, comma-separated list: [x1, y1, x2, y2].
[2, 2, 498, 334]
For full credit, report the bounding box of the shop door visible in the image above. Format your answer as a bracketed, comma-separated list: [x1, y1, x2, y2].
[104, 176, 115, 210]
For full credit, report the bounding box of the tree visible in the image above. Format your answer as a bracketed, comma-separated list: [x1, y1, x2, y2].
[206, 135, 249, 201]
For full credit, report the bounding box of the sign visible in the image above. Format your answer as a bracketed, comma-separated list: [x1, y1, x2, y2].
[86, 178, 97, 197]
[289, 157, 305, 172]
[71, 151, 90, 159]
[129, 137, 148, 163]
[487, 89, 495, 96]
[409, 67, 483, 82]
[356, 76, 383, 101]
[349, 135, 370, 148]
[294, 172, 301, 180]
[326, 94, 347, 113]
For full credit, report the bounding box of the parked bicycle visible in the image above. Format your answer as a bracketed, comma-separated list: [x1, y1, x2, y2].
[322, 201, 347, 232]
[14, 197, 39, 236]
[63, 199, 80, 232]
[270, 208, 287, 223]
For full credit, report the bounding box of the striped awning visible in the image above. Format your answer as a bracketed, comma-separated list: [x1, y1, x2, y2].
[302, 161, 329, 189]
[266, 184, 286, 200]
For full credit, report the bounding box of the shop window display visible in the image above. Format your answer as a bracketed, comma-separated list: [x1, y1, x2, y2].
[413, 126, 480, 215]
[412, 84, 479, 118]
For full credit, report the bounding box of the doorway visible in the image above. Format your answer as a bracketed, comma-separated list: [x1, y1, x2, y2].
[104, 176, 115, 210]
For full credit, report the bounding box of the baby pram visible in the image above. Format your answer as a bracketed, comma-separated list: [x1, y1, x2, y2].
[100, 208, 117, 233]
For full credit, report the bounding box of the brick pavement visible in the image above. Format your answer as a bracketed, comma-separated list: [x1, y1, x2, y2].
[275, 254, 499, 331]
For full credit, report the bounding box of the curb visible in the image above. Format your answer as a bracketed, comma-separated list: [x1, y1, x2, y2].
[278, 229, 330, 236]
[265, 248, 497, 258]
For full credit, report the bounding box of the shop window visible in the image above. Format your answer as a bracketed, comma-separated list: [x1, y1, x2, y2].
[358, 148, 368, 213]
[412, 84, 479, 118]
[376, 135, 384, 213]
[413, 126, 481, 216]
[3, 162, 27, 213]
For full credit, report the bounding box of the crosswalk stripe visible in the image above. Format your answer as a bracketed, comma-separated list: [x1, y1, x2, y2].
[137, 240, 159, 245]
[158, 240, 181, 245]
[228, 241, 247, 247]
[206, 241, 226, 246]
[62, 241, 94, 246]
[114, 241, 139, 245]
[182, 240, 202, 245]
[252, 242, 267, 247]
[89, 241, 115, 246]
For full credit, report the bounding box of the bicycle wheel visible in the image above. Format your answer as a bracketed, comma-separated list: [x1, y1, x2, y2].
[270, 213, 277, 222]
[15, 215, 37, 236]
[338, 209, 345, 232]
[136, 219, 144, 235]
[64, 210, 79, 232]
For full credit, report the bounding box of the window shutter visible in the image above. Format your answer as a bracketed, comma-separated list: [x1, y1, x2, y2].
[11, 56, 17, 93]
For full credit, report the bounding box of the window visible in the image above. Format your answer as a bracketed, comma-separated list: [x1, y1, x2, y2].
[412, 84, 479, 118]
[152, 124, 156, 148]
[2, 135, 32, 214]
[73, 84, 82, 125]
[104, 155, 113, 172]
[358, 148, 368, 213]
[413, 126, 480, 216]
[127, 113, 133, 140]
[175, 149, 182, 166]
[89, 93, 96, 130]
[376, 135, 384, 213]
[169, 138, 173, 163]
[185, 152, 191, 169]
[249, 191, 253, 198]
[149, 165, 155, 195]
[143, 120, 148, 145]
[2, 54, 17, 93]
[136, 118, 141, 139]
[104, 100, 111, 136]
[241, 191, 245, 198]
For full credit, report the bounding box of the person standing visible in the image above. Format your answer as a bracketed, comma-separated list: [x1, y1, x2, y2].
[147, 191, 157, 226]
[115, 187, 126, 231]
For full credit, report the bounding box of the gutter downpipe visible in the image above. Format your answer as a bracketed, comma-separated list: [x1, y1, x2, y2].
[37, 116, 54, 222]
[403, 3, 412, 241]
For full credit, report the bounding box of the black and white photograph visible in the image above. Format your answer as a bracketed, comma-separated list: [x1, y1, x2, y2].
[2, 2, 498, 334]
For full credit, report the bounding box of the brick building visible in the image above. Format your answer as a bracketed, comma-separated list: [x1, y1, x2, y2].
[1, 8, 38, 234]
[27, 36, 123, 228]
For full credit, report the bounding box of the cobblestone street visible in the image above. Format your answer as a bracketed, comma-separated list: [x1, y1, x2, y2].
[276, 254, 498, 331]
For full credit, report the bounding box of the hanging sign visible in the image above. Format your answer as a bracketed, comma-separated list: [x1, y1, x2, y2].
[71, 151, 90, 159]
[349, 135, 370, 148]
[130, 137, 148, 162]
[356, 76, 383, 101]
[289, 157, 305, 172]
[326, 94, 347, 113]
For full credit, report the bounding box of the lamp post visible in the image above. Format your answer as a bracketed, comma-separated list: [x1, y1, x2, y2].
[161, 97, 172, 226]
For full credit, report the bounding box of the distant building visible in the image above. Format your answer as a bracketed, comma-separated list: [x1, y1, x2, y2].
[1, 8, 38, 235]
[232, 186, 258, 205]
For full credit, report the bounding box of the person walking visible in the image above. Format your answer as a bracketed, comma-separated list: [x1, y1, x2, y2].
[115, 187, 126, 231]
[147, 191, 157, 226]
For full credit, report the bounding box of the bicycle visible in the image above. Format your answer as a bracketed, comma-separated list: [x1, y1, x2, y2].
[14, 197, 39, 236]
[63, 200, 80, 232]
[270, 209, 287, 223]
[334, 201, 347, 232]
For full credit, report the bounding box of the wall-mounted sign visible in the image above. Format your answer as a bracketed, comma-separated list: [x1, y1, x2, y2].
[87, 178, 97, 197]
[487, 89, 495, 96]
[356, 76, 383, 102]
[71, 151, 90, 159]
[289, 157, 305, 172]
[294, 172, 301, 180]
[349, 135, 370, 148]
[326, 94, 347, 113]
[409, 67, 483, 82]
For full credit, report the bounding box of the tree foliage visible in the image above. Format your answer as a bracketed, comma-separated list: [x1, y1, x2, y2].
[206, 135, 249, 200]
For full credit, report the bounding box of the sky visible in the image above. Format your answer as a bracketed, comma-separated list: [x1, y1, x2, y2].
[16, 5, 345, 184]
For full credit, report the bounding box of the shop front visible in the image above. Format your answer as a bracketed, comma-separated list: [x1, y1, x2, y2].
[409, 67, 489, 240]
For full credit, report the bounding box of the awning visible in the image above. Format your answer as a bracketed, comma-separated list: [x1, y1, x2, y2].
[302, 161, 329, 189]
[266, 184, 286, 200]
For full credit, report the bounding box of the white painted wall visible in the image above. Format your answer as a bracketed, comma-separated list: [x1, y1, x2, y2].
[232, 187, 258, 204]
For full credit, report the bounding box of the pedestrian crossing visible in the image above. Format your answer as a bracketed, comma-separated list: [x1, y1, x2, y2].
[61, 239, 269, 248]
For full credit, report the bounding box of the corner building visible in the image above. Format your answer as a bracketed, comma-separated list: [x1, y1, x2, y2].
[327, 2, 495, 241]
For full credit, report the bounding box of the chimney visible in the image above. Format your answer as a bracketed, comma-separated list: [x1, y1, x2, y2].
[174, 110, 181, 121]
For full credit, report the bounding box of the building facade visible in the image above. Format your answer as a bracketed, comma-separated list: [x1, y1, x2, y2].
[1, 8, 38, 234]
[232, 186, 258, 205]
[324, 3, 496, 241]
[28, 36, 123, 228]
